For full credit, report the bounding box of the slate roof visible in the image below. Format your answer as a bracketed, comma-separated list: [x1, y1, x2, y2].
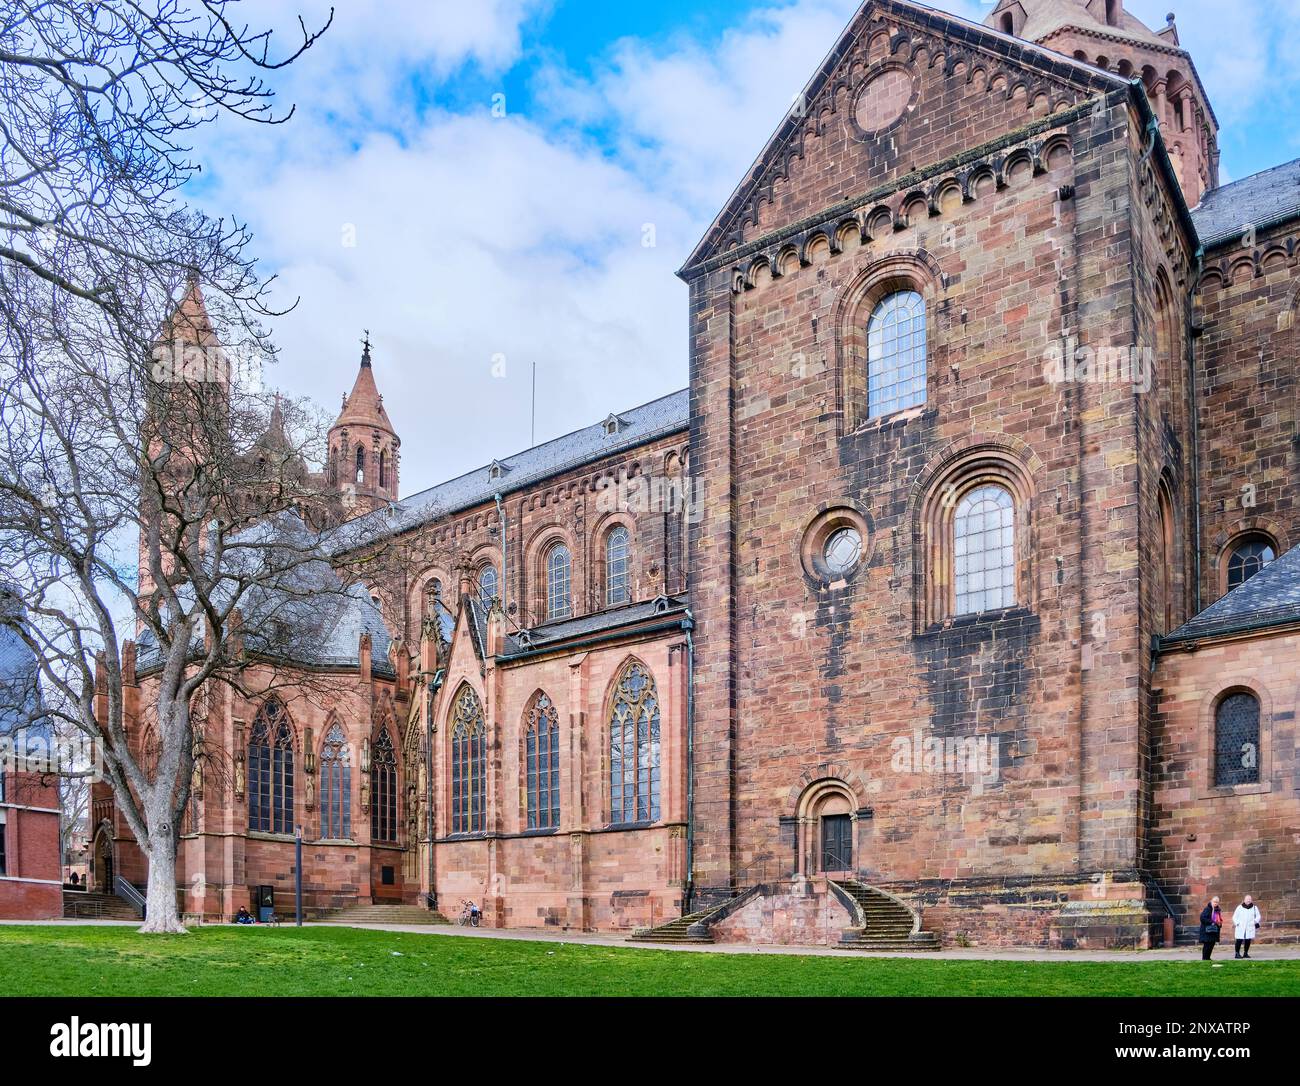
[335, 388, 689, 551]
[1162, 544, 1300, 644]
[0, 603, 50, 740]
[502, 595, 689, 656]
[1191, 157, 1300, 248]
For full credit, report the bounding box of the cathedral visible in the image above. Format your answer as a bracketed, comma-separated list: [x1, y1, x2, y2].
[93, 0, 1300, 947]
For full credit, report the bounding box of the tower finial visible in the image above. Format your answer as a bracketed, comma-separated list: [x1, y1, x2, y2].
[361, 329, 372, 367]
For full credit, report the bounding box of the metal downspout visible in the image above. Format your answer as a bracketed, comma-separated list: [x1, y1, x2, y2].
[683, 608, 696, 915]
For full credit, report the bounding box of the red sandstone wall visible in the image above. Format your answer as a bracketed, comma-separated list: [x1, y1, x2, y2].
[0, 770, 62, 919]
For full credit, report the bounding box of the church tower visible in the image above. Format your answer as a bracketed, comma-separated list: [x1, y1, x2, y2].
[986, 0, 1218, 206]
[326, 336, 400, 517]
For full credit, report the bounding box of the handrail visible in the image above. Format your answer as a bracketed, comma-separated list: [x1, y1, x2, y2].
[113, 875, 146, 919]
[1144, 873, 1178, 920]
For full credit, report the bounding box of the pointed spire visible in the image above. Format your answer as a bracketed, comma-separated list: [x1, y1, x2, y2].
[361, 329, 372, 368]
[331, 335, 394, 432]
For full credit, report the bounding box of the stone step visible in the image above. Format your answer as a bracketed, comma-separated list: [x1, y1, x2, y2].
[62, 891, 140, 920]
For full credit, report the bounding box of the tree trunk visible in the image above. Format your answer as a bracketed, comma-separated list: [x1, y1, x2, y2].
[138, 802, 187, 934]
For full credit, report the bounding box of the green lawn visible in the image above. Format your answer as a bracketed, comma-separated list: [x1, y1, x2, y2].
[3, 924, 1297, 997]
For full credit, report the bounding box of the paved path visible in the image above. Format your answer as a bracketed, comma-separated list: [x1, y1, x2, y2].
[11, 918, 1298, 961]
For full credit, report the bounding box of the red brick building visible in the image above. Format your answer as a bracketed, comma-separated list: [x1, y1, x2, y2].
[97, 0, 1300, 946]
[0, 599, 62, 919]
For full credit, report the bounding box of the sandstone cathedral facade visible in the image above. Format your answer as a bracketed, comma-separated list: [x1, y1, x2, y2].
[94, 0, 1300, 947]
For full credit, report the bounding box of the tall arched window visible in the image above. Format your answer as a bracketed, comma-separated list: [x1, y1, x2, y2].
[1214, 691, 1261, 787]
[605, 526, 631, 606]
[954, 484, 1015, 616]
[1226, 537, 1275, 591]
[450, 686, 485, 834]
[249, 698, 294, 834]
[371, 728, 397, 842]
[378, 449, 387, 489]
[1158, 482, 1176, 634]
[609, 661, 661, 823]
[867, 290, 926, 419]
[355, 445, 365, 484]
[320, 723, 351, 839]
[478, 563, 498, 605]
[545, 542, 571, 621]
[524, 692, 560, 830]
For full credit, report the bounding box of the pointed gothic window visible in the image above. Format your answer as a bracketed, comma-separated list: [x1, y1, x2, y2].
[1214, 691, 1261, 787]
[605, 526, 631, 606]
[546, 542, 571, 621]
[371, 728, 398, 842]
[378, 449, 387, 489]
[320, 723, 352, 839]
[609, 661, 660, 824]
[867, 290, 926, 419]
[954, 484, 1016, 616]
[524, 692, 560, 830]
[249, 698, 294, 834]
[450, 686, 485, 834]
[355, 445, 365, 484]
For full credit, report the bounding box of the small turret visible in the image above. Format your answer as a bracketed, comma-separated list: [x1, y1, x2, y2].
[326, 333, 401, 517]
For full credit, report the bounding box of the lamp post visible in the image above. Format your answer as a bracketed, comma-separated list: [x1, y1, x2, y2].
[294, 823, 303, 927]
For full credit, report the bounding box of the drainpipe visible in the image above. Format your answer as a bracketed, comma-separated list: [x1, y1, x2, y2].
[424, 668, 443, 910]
[683, 608, 696, 916]
[1138, 115, 1160, 169]
[1187, 247, 1205, 615]
[493, 493, 508, 620]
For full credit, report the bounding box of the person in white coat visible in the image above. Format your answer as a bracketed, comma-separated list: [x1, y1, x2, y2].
[1233, 895, 1262, 959]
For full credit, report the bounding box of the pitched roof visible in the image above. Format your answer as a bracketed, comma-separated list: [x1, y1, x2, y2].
[502, 595, 689, 657]
[1162, 544, 1300, 645]
[1190, 157, 1300, 248]
[335, 388, 689, 550]
[0, 600, 49, 740]
[681, 0, 1127, 272]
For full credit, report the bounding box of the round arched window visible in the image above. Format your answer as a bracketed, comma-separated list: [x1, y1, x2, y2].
[1226, 537, 1275, 591]
[867, 289, 926, 419]
[823, 527, 863, 576]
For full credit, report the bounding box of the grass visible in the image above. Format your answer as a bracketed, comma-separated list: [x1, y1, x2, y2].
[3, 924, 1298, 997]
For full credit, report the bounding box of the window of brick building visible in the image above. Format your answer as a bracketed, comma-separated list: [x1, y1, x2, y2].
[954, 484, 1016, 615]
[371, 728, 398, 842]
[478, 563, 498, 605]
[605, 526, 631, 606]
[1214, 691, 1261, 787]
[610, 661, 660, 824]
[450, 686, 485, 834]
[320, 723, 351, 839]
[249, 698, 294, 835]
[867, 290, 926, 419]
[524, 691, 560, 830]
[545, 542, 571, 621]
[1226, 537, 1275, 592]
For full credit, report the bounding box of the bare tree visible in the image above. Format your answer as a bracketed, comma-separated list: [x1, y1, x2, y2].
[0, 1, 336, 932]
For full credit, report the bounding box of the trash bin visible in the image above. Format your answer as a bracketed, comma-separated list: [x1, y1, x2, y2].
[255, 884, 274, 923]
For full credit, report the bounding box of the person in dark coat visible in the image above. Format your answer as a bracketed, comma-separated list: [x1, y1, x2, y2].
[1198, 896, 1223, 960]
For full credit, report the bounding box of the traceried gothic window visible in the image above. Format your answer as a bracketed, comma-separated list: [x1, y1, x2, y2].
[1214, 691, 1261, 787]
[545, 542, 571, 621]
[249, 697, 294, 834]
[524, 692, 560, 830]
[320, 723, 351, 839]
[867, 290, 926, 419]
[450, 686, 485, 834]
[609, 661, 660, 824]
[371, 728, 398, 842]
[605, 526, 631, 606]
[1227, 537, 1275, 591]
[478, 564, 498, 605]
[954, 484, 1016, 616]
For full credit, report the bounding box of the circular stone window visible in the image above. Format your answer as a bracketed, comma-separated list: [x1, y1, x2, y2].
[800, 506, 873, 583]
[852, 65, 916, 137]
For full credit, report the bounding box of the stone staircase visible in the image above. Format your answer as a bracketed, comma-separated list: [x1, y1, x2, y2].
[62, 890, 142, 921]
[831, 880, 940, 952]
[313, 901, 449, 926]
[627, 909, 718, 945]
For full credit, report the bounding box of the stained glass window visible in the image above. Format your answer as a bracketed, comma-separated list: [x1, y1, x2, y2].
[546, 543, 571, 621]
[524, 692, 560, 830]
[249, 698, 294, 834]
[1214, 692, 1260, 787]
[867, 290, 926, 418]
[371, 728, 397, 842]
[450, 686, 485, 834]
[320, 723, 351, 839]
[609, 661, 660, 823]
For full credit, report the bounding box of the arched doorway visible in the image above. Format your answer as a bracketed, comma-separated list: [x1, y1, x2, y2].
[91, 825, 114, 892]
[794, 779, 860, 877]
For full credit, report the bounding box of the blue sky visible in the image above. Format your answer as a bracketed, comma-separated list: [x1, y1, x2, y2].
[192, 0, 1300, 496]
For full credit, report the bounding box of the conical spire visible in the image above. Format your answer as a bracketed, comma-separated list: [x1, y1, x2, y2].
[332, 334, 394, 432]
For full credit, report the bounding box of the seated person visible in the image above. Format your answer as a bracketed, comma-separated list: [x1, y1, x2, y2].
[234, 906, 255, 925]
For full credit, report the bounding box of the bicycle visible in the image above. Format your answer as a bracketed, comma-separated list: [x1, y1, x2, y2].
[456, 900, 481, 927]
